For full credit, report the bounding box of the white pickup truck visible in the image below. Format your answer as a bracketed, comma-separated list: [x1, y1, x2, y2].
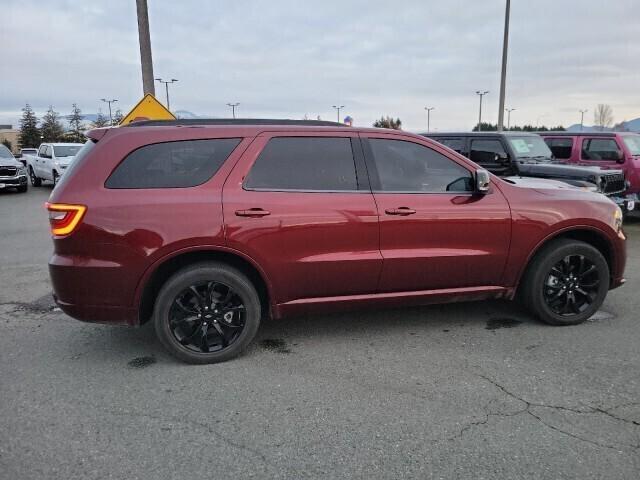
[26, 143, 83, 187]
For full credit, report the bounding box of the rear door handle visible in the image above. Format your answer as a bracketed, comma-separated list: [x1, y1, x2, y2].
[385, 207, 416, 216]
[235, 208, 271, 217]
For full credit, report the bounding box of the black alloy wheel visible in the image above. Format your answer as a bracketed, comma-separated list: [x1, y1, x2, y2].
[169, 281, 246, 353]
[154, 262, 261, 364]
[543, 255, 599, 316]
[522, 238, 609, 326]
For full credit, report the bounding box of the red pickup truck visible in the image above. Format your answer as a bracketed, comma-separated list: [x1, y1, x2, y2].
[541, 132, 640, 212]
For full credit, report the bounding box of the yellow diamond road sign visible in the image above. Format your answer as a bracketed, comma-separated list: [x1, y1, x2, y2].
[119, 94, 176, 125]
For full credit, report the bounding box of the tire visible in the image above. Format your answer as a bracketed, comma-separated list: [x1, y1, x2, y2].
[153, 262, 261, 364]
[29, 167, 41, 187]
[16, 185, 28, 193]
[52, 171, 59, 187]
[521, 239, 609, 326]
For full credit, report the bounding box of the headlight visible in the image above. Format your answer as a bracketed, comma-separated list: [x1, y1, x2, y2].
[614, 206, 623, 232]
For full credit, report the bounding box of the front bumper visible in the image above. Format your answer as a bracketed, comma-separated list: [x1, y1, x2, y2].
[0, 174, 27, 188]
[609, 193, 638, 213]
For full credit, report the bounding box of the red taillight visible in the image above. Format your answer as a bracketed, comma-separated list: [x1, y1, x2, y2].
[45, 203, 87, 236]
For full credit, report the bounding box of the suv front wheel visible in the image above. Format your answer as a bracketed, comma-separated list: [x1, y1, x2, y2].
[522, 239, 609, 325]
[153, 262, 261, 364]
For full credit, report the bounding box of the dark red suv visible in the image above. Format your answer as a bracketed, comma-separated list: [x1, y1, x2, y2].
[47, 120, 627, 363]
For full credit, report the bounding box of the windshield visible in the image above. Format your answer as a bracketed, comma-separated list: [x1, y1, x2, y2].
[623, 136, 640, 155]
[54, 145, 82, 157]
[0, 145, 14, 159]
[508, 136, 554, 159]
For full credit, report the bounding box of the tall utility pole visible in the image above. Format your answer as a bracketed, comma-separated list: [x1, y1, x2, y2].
[101, 98, 118, 125]
[497, 0, 511, 131]
[505, 108, 516, 129]
[579, 109, 588, 131]
[332, 105, 344, 123]
[136, 0, 155, 95]
[476, 91, 489, 131]
[155, 78, 178, 110]
[424, 107, 435, 132]
[227, 103, 240, 119]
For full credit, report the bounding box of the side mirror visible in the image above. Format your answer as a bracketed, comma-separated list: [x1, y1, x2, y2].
[475, 169, 491, 194]
[616, 151, 625, 164]
[494, 153, 509, 164]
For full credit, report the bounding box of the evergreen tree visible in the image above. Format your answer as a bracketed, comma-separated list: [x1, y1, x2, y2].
[40, 106, 65, 142]
[373, 116, 402, 130]
[92, 110, 109, 128]
[67, 104, 85, 142]
[18, 103, 41, 148]
[113, 109, 124, 125]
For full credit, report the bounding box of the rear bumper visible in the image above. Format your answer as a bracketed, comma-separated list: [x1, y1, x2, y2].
[49, 253, 139, 326]
[53, 293, 137, 325]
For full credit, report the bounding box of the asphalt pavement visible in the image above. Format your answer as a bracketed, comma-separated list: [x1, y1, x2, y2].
[1, 185, 639, 479]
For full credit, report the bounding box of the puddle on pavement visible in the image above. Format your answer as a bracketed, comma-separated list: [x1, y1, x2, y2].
[588, 310, 616, 322]
[7, 294, 59, 315]
[485, 317, 523, 330]
[260, 338, 291, 354]
[127, 356, 157, 368]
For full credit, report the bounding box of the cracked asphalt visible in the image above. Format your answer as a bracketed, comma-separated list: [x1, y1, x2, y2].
[1, 186, 639, 479]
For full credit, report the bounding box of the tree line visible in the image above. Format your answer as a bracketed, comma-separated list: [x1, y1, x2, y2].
[18, 103, 124, 148]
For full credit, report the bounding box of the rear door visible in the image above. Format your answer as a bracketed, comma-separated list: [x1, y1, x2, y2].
[543, 137, 574, 161]
[361, 133, 511, 293]
[223, 131, 382, 305]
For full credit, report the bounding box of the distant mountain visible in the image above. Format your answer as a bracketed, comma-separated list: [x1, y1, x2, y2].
[566, 117, 640, 133]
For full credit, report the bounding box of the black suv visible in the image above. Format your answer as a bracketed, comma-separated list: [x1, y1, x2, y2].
[423, 132, 630, 210]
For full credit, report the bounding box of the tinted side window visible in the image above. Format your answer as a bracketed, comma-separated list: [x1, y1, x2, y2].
[368, 138, 473, 193]
[545, 138, 573, 159]
[438, 137, 464, 154]
[244, 137, 358, 191]
[581, 138, 620, 161]
[106, 138, 241, 189]
[469, 139, 510, 174]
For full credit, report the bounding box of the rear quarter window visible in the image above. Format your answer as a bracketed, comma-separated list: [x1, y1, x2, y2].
[105, 138, 241, 189]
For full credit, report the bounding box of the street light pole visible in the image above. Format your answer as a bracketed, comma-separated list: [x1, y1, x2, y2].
[497, 0, 511, 131]
[579, 109, 588, 131]
[155, 78, 178, 110]
[424, 107, 435, 132]
[476, 91, 489, 131]
[100, 98, 118, 125]
[332, 105, 344, 123]
[135, 0, 155, 95]
[505, 108, 516, 129]
[227, 103, 240, 119]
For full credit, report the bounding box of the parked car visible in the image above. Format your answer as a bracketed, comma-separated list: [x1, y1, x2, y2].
[18, 148, 38, 166]
[540, 132, 640, 212]
[26, 142, 83, 187]
[47, 120, 626, 364]
[0, 144, 28, 193]
[423, 132, 633, 213]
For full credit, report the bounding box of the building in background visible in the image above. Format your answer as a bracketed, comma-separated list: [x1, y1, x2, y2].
[0, 125, 20, 154]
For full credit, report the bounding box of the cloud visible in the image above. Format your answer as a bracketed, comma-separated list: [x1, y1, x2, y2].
[2, 0, 639, 130]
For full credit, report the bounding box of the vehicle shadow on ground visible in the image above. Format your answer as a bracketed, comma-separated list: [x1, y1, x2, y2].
[63, 299, 537, 365]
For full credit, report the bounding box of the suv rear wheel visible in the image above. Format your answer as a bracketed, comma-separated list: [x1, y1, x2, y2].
[153, 262, 261, 364]
[522, 239, 609, 325]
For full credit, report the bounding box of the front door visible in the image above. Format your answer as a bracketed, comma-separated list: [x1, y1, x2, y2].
[361, 133, 511, 293]
[223, 132, 382, 305]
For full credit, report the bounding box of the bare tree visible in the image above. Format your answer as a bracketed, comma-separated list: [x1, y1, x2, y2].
[593, 104, 613, 131]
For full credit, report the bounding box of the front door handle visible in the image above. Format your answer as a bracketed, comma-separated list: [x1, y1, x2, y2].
[385, 207, 416, 216]
[235, 208, 271, 217]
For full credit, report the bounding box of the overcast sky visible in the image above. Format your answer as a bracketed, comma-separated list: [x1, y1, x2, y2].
[2, 0, 639, 131]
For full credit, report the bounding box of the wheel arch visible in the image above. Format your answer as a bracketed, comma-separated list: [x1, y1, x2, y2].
[137, 247, 272, 325]
[515, 226, 615, 296]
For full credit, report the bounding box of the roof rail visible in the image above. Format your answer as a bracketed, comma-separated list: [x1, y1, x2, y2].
[126, 118, 347, 127]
